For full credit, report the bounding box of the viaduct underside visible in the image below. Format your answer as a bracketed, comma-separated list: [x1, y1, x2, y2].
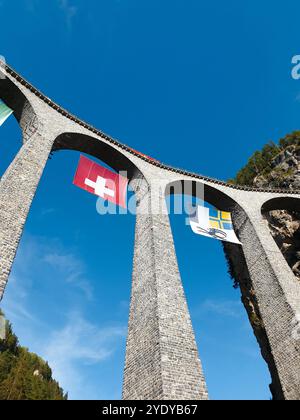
[0, 60, 299, 400]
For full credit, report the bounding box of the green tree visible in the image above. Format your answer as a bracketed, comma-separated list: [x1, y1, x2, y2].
[231, 132, 299, 186]
[0, 311, 67, 400]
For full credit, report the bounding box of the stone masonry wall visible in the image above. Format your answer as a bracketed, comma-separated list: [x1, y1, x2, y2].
[228, 205, 300, 400]
[122, 174, 208, 400]
[0, 127, 54, 300]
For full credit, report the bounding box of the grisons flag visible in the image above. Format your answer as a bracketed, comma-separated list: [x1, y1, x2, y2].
[73, 155, 128, 208]
[0, 99, 13, 126]
[189, 205, 242, 245]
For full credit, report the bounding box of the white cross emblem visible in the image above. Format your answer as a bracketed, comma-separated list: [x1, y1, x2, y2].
[85, 176, 115, 198]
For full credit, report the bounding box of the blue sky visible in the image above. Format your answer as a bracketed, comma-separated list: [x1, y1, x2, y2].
[0, 0, 300, 400]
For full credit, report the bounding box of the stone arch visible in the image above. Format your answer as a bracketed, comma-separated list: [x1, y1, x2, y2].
[261, 196, 300, 213]
[164, 178, 285, 400]
[261, 196, 300, 280]
[52, 132, 142, 181]
[0, 71, 39, 143]
[165, 178, 238, 211]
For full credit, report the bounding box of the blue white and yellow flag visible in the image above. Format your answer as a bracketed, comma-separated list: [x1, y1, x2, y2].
[0, 99, 13, 126]
[189, 205, 242, 245]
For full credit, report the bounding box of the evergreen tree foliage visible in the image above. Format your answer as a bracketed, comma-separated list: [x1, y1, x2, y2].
[229, 131, 300, 186]
[0, 310, 67, 400]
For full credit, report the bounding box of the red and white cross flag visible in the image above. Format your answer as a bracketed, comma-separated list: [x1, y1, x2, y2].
[73, 155, 128, 208]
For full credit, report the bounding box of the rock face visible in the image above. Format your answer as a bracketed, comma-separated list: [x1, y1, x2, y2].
[254, 144, 300, 279]
[224, 137, 300, 400]
[254, 144, 300, 190]
[266, 210, 300, 278]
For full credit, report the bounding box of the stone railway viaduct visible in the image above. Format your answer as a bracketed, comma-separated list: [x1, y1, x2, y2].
[0, 60, 299, 400]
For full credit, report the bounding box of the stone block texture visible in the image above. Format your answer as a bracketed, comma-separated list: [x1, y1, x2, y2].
[0, 127, 54, 299]
[122, 174, 208, 400]
[230, 205, 300, 400]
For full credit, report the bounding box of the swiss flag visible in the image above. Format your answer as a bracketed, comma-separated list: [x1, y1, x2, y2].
[73, 155, 128, 208]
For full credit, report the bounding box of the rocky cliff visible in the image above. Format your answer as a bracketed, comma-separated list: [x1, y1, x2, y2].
[231, 133, 300, 279]
[225, 132, 300, 400]
[255, 142, 300, 279]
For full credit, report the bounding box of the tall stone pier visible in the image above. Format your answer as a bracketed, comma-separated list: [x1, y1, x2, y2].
[122, 174, 208, 400]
